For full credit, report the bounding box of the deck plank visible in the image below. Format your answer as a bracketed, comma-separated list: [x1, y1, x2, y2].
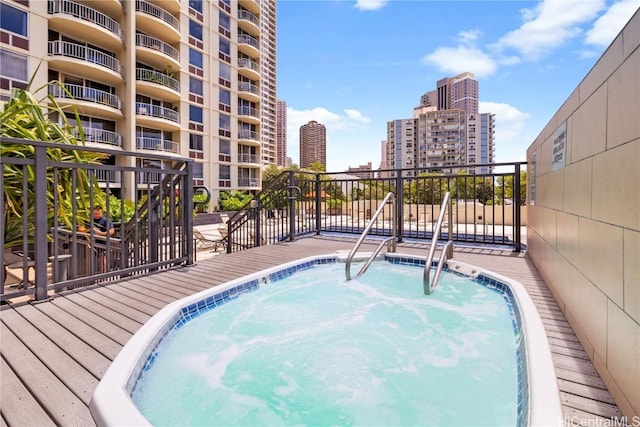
[0, 236, 626, 426]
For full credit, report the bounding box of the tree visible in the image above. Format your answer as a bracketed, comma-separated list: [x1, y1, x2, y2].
[496, 171, 527, 205]
[1, 78, 106, 249]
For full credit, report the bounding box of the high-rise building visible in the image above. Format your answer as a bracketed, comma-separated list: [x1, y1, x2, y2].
[276, 99, 287, 167]
[386, 72, 493, 175]
[299, 120, 326, 169]
[0, 0, 276, 207]
[347, 162, 373, 179]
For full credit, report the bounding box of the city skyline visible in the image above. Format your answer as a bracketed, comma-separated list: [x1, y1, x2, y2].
[277, 0, 639, 172]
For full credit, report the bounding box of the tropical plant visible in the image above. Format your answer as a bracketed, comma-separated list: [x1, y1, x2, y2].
[218, 190, 253, 211]
[1, 76, 106, 248]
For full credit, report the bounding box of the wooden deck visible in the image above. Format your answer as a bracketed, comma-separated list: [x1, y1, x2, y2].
[0, 235, 625, 426]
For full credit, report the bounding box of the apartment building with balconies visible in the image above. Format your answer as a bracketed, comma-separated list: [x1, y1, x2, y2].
[0, 0, 276, 206]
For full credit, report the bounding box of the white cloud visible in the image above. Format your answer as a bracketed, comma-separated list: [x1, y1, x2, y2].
[354, 0, 388, 11]
[457, 29, 483, 46]
[585, 0, 640, 46]
[494, 0, 605, 60]
[479, 101, 531, 143]
[422, 46, 497, 78]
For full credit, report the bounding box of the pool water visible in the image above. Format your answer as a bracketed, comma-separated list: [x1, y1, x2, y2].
[132, 262, 519, 426]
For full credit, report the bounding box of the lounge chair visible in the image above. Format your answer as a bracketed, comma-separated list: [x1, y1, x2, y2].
[194, 228, 227, 252]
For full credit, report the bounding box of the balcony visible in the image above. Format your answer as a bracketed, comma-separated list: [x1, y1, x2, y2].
[238, 106, 260, 124]
[237, 33, 259, 57]
[135, 0, 180, 43]
[48, 41, 122, 85]
[237, 57, 260, 80]
[136, 68, 180, 101]
[48, 0, 122, 50]
[135, 102, 180, 131]
[238, 129, 260, 146]
[238, 153, 259, 164]
[135, 33, 180, 70]
[238, 81, 260, 103]
[237, 9, 259, 36]
[237, 178, 259, 188]
[95, 169, 122, 185]
[78, 128, 122, 147]
[239, 0, 260, 15]
[136, 136, 179, 154]
[48, 83, 123, 119]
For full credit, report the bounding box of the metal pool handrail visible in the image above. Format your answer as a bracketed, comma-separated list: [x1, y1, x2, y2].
[424, 191, 454, 295]
[345, 192, 396, 281]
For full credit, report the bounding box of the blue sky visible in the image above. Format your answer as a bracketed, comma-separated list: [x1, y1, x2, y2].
[276, 0, 639, 172]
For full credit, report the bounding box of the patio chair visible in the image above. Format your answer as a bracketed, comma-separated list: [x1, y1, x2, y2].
[194, 228, 227, 252]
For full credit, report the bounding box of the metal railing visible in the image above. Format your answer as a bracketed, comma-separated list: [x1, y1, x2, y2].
[423, 192, 453, 295]
[238, 81, 259, 95]
[1, 137, 195, 303]
[238, 106, 259, 118]
[238, 153, 258, 164]
[238, 9, 259, 26]
[136, 137, 179, 153]
[238, 129, 259, 141]
[48, 0, 122, 38]
[135, 0, 179, 30]
[136, 102, 180, 123]
[238, 33, 259, 49]
[48, 83, 121, 110]
[345, 192, 396, 281]
[136, 68, 179, 92]
[135, 33, 179, 61]
[48, 41, 121, 74]
[72, 128, 122, 147]
[238, 57, 260, 73]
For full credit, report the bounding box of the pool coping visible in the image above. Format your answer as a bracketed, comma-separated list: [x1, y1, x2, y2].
[89, 253, 563, 427]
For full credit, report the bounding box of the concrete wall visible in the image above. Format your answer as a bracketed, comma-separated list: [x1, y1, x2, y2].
[526, 10, 639, 418]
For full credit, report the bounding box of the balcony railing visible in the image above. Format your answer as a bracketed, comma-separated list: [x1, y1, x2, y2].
[238, 81, 259, 95]
[238, 129, 259, 141]
[48, 0, 122, 38]
[95, 169, 122, 183]
[238, 33, 259, 49]
[136, 68, 179, 92]
[238, 9, 259, 26]
[238, 57, 259, 73]
[135, 0, 179, 30]
[238, 106, 259, 118]
[136, 136, 179, 153]
[49, 83, 122, 110]
[237, 178, 258, 187]
[72, 128, 122, 147]
[48, 41, 121, 74]
[136, 33, 179, 61]
[238, 153, 258, 164]
[136, 102, 180, 123]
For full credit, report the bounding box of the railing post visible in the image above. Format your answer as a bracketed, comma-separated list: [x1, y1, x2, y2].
[288, 171, 296, 241]
[447, 196, 454, 259]
[34, 145, 49, 301]
[514, 163, 522, 252]
[254, 198, 261, 248]
[185, 162, 194, 265]
[395, 172, 404, 243]
[315, 174, 322, 234]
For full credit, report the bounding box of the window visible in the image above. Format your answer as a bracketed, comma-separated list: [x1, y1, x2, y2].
[219, 114, 230, 131]
[189, 105, 203, 123]
[219, 89, 230, 106]
[219, 165, 230, 180]
[0, 48, 28, 90]
[189, 48, 203, 68]
[219, 139, 231, 162]
[189, 20, 203, 41]
[188, 0, 202, 13]
[219, 11, 230, 31]
[1, 4, 28, 36]
[219, 39, 230, 56]
[219, 63, 231, 81]
[193, 162, 203, 179]
[189, 76, 203, 95]
[189, 133, 203, 151]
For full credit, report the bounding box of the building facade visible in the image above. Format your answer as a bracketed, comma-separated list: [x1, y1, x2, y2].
[276, 99, 287, 167]
[0, 0, 276, 207]
[385, 72, 493, 176]
[299, 120, 326, 169]
[347, 162, 373, 179]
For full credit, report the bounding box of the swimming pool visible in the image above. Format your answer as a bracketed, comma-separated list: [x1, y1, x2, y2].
[90, 253, 562, 426]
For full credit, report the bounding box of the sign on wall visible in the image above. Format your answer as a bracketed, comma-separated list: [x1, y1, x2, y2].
[529, 151, 536, 205]
[552, 121, 567, 170]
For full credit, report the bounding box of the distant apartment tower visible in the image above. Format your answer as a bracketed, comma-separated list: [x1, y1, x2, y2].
[385, 72, 493, 175]
[347, 162, 374, 179]
[299, 120, 326, 169]
[0, 0, 276, 208]
[276, 99, 287, 166]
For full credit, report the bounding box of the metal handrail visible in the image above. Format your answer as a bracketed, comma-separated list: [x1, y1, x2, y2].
[345, 192, 396, 281]
[424, 191, 453, 294]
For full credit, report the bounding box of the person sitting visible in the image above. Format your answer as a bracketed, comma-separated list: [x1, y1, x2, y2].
[84, 205, 115, 273]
